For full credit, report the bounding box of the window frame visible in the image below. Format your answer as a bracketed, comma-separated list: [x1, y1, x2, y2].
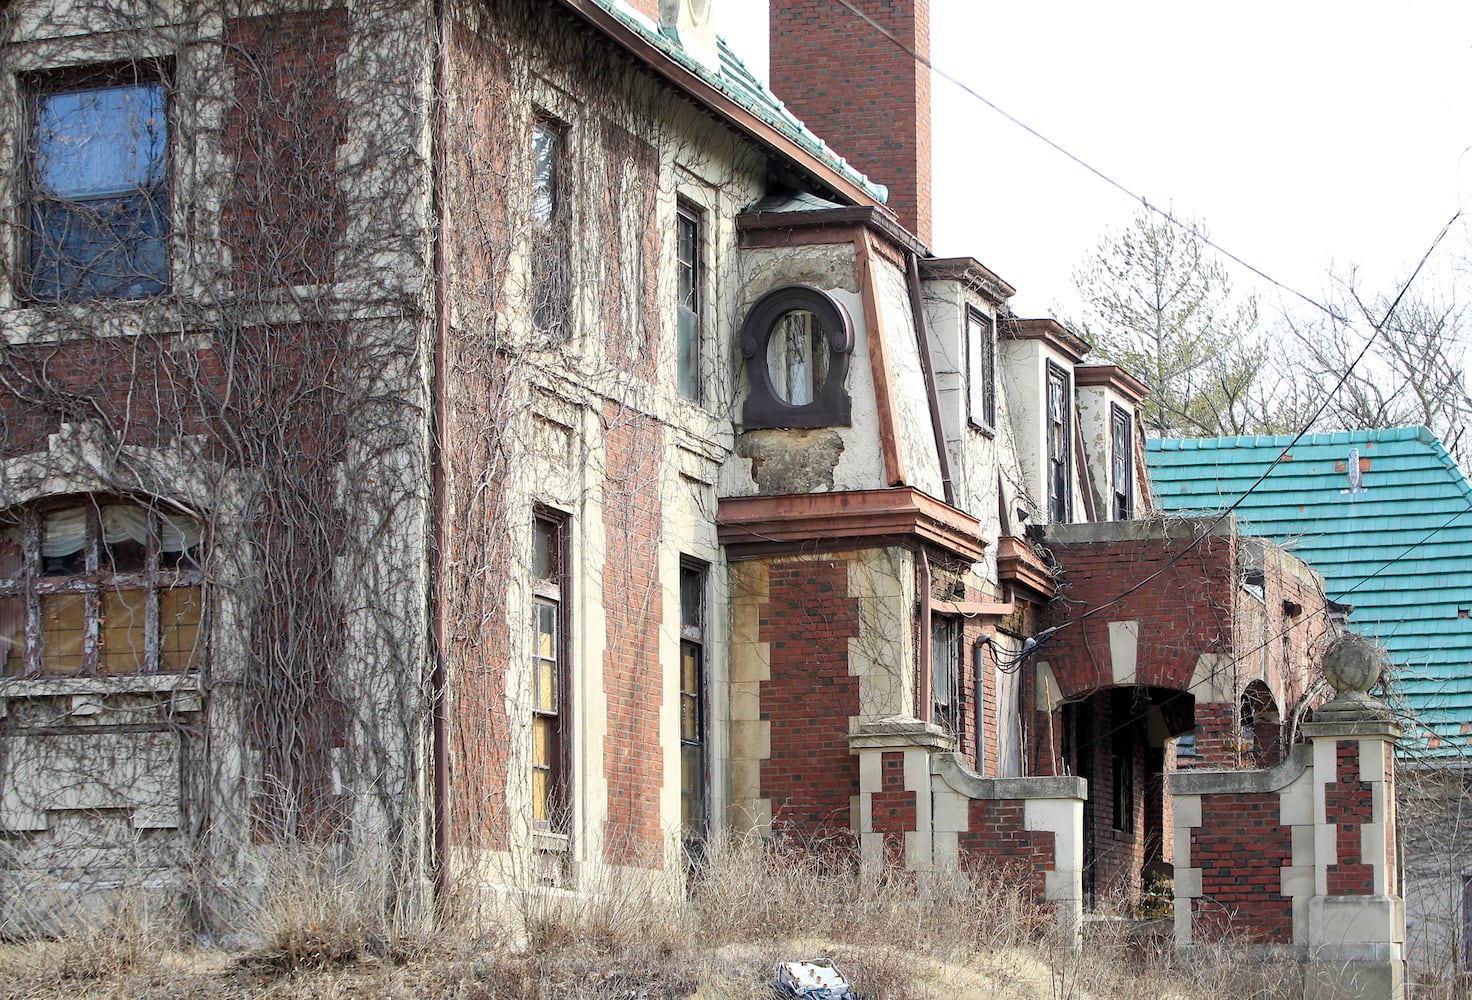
[530, 113, 570, 336]
[678, 560, 708, 848]
[1111, 403, 1133, 520]
[0, 498, 204, 678]
[930, 614, 962, 738]
[22, 63, 172, 304]
[531, 510, 572, 833]
[1046, 361, 1072, 524]
[966, 306, 996, 432]
[675, 203, 703, 403]
[739, 284, 854, 429]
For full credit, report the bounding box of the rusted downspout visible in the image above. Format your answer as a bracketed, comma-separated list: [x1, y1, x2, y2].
[917, 549, 932, 723]
[429, 0, 452, 917]
[904, 252, 955, 506]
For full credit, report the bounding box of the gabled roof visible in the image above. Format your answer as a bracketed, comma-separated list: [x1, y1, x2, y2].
[554, 0, 890, 207]
[1146, 427, 1472, 758]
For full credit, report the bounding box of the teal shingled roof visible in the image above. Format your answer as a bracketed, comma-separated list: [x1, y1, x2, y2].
[588, 0, 890, 205]
[1146, 428, 1472, 758]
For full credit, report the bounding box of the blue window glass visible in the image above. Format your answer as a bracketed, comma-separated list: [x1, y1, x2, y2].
[29, 79, 168, 301]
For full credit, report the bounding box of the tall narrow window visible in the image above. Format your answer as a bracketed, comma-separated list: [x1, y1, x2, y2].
[676, 206, 702, 402]
[27, 70, 169, 302]
[1111, 403, 1133, 520]
[1112, 724, 1135, 833]
[530, 116, 569, 334]
[1046, 362, 1072, 523]
[1, 499, 203, 677]
[931, 615, 961, 737]
[679, 563, 707, 847]
[966, 307, 995, 430]
[532, 514, 569, 831]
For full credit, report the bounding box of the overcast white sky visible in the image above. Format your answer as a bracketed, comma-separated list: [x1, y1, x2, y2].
[719, 1, 1472, 321]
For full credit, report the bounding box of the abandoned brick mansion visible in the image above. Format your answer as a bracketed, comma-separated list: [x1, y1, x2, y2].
[0, 2, 1405, 982]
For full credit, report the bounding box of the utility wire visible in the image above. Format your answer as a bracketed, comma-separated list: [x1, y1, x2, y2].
[825, 0, 1425, 327]
[819, 0, 1463, 637]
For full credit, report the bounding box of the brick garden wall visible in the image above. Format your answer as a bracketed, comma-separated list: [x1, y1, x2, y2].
[957, 798, 1056, 900]
[1191, 792, 1294, 942]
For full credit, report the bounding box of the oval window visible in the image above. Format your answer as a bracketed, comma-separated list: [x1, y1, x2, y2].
[765, 310, 831, 406]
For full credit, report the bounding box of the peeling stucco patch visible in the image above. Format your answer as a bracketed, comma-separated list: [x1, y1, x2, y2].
[737, 428, 845, 493]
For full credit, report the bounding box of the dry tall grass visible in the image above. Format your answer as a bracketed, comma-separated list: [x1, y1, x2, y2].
[0, 835, 1307, 999]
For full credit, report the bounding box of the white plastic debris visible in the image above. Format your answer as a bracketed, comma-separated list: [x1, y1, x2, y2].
[774, 958, 851, 999]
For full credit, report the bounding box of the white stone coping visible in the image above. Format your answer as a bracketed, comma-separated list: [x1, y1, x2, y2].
[1168, 743, 1313, 797]
[931, 752, 1087, 801]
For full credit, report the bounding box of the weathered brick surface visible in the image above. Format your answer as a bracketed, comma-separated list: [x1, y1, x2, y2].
[1326, 739, 1375, 895]
[1191, 793, 1293, 943]
[759, 558, 861, 841]
[1043, 535, 1237, 699]
[958, 798, 1055, 900]
[602, 407, 665, 863]
[224, 8, 350, 286]
[869, 751, 914, 866]
[769, 0, 932, 245]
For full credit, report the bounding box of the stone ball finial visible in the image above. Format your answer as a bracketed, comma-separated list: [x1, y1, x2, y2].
[1322, 632, 1386, 696]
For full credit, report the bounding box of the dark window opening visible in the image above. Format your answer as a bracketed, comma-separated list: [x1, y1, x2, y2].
[26, 68, 169, 302]
[1046, 362, 1072, 523]
[1112, 724, 1135, 834]
[676, 206, 702, 402]
[932, 615, 962, 738]
[1110, 403, 1133, 520]
[967, 307, 996, 430]
[530, 116, 569, 334]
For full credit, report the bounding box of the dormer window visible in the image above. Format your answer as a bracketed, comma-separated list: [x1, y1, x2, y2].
[740, 285, 853, 429]
[1047, 362, 1071, 523]
[1111, 403, 1133, 519]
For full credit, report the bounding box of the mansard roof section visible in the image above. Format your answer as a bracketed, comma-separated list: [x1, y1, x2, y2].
[920, 257, 1016, 306]
[1074, 364, 1150, 404]
[553, 0, 890, 209]
[1003, 318, 1091, 365]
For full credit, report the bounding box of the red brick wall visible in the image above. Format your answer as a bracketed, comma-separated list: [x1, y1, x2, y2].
[1043, 534, 1237, 699]
[869, 751, 914, 866]
[602, 407, 665, 864]
[1191, 792, 1293, 943]
[224, 8, 350, 287]
[1326, 739, 1375, 895]
[769, 0, 932, 245]
[958, 798, 1055, 900]
[760, 558, 861, 842]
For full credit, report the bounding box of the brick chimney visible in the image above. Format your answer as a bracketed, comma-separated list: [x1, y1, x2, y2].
[769, 0, 932, 246]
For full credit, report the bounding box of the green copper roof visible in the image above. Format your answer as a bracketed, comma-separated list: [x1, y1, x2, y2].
[590, 0, 890, 205]
[1147, 427, 1472, 758]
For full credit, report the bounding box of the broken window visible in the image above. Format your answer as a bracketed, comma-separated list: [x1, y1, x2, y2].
[1111, 403, 1132, 520]
[1046, 362, 1071, 523]
[1, 499, 203, 677]
[676, 205, 702, 402]
[26, 68, 169, 302]
[679, 562, 707, 847]
[931, 615, 962, 738]
[532, 512, 570, 831]
[966, 306, 995, 430]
